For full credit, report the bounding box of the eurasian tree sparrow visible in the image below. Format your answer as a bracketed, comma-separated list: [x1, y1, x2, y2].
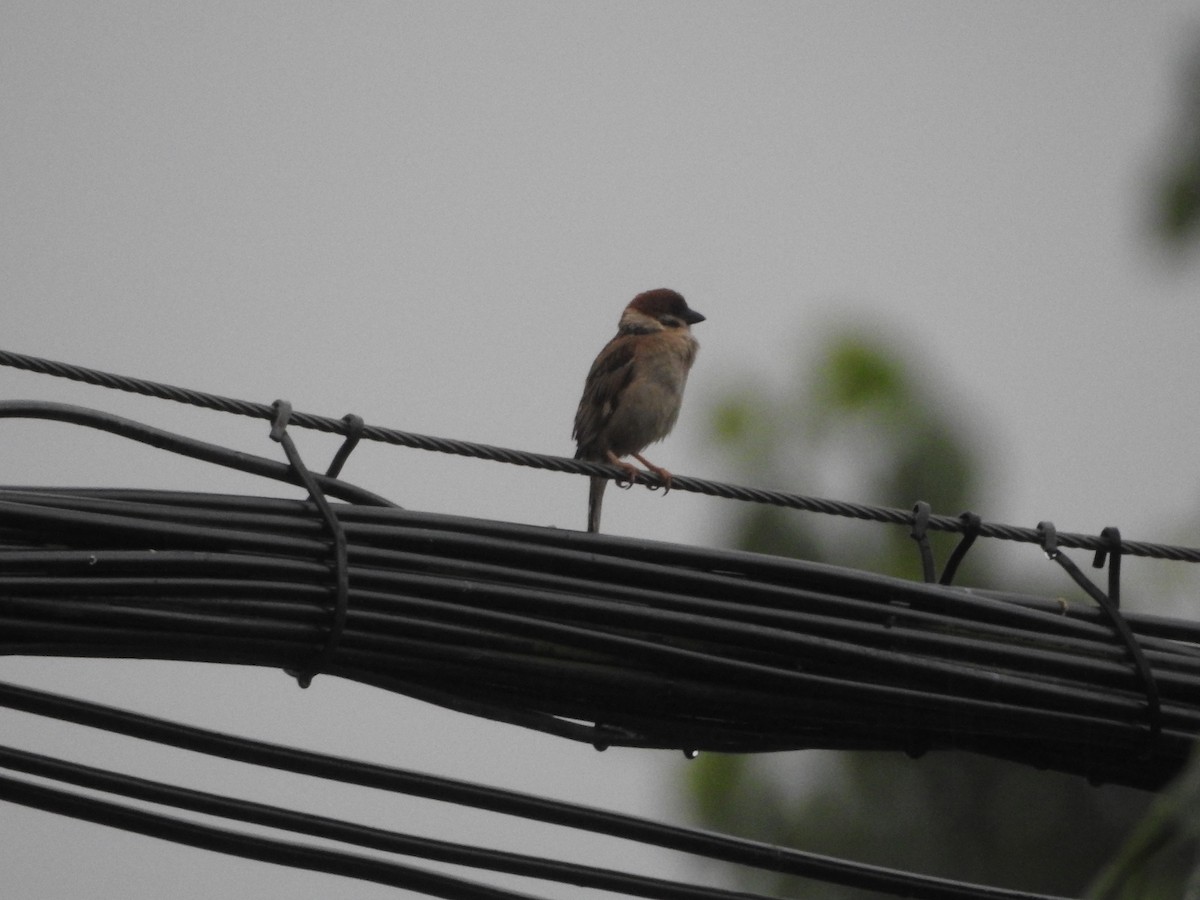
[573, 288, 705, 532]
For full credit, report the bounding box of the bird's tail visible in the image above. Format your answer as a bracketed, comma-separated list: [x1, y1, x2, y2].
[587, 476, 606, 533]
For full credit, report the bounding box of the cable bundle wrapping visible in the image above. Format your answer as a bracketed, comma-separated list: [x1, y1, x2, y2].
[1, 486, 1195, 790]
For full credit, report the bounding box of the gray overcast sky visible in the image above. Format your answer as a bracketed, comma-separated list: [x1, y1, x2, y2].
[4, 4, 1200, 898]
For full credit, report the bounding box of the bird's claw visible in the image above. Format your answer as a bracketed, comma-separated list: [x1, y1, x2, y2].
[632, 454, 672, 495]
[606, 453, 673, 494]
[610, 457, 642, 490]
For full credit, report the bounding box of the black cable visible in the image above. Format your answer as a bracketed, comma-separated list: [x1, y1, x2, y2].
[0, 682, 1068, 900]
[3, 487, 1198, 787]
[0, 401, 395, 508]
[0, 773, 546, 900]
[0, 743, 789, 900]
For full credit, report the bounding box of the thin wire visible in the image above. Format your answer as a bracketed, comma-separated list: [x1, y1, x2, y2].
[2, 348, 1198, 563]
[0, 400, 395, 508]
[0, 681, 1069, 900]
[0, 743, 790, 900]
[0, 773, 547, 900]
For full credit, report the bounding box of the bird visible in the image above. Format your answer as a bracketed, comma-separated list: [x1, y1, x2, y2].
[572, 288, 705, 533]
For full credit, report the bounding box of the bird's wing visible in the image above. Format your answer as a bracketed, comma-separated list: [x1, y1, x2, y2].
[572, 335, 637, 456]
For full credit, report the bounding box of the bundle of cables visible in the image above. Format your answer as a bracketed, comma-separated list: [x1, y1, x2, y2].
[2, 484, 1195, 791]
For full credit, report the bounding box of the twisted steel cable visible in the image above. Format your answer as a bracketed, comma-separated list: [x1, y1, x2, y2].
[3, 347, 1199, 562]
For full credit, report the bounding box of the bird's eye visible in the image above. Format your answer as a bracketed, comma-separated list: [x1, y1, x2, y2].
[660, 315, 682, 328]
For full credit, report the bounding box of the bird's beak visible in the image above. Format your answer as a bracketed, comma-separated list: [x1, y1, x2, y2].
[683, 309, 706, 325]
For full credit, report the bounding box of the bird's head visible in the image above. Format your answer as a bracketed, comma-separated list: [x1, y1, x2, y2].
[621, 288, 706, 333]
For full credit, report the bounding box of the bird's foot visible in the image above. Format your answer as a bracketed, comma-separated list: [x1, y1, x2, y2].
[606, 452, 643, 490]
[632, 454, 673, 494]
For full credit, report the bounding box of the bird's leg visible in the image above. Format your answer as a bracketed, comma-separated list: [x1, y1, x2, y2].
[606, 451, 642, 490]
[632, 453, 673, 494]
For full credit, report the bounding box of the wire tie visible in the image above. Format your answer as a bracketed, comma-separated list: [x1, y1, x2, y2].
[909, 501, 936, 583]
[1036, 520, 1058, 559]
[325, 413, 365, 479]
[939, 511, 982, 585]
[1037, 519, 1161, 753]
[1093, 526, 1123, 610]
[269, 399, 293, 442]
[270, 400, 350, 690]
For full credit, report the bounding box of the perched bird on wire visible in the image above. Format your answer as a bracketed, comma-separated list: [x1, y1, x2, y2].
[572, 288, 705, 533]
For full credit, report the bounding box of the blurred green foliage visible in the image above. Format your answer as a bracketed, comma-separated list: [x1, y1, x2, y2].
[1088, 36, 1200, 898]
[1088, 759, 1200, 899]
[1154, 40, 1200, 247]
[706, 330, 974, 581]
[686, 330, 1151, 899]
[685, 36, 1200, 894]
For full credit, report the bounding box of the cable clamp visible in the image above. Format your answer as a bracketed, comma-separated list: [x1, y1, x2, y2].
[1037, 519, 1160, 754]
[1093, 526, 1123, 609]
[939, 511, 982, 585]
[326, 414, 365, 479]
[1037, 520, 1059, 560]
[909, 501, 935, 583]
[271, 400, 350, 689]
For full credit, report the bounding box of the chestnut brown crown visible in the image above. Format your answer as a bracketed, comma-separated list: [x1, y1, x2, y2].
[627, 289, 706, 327]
